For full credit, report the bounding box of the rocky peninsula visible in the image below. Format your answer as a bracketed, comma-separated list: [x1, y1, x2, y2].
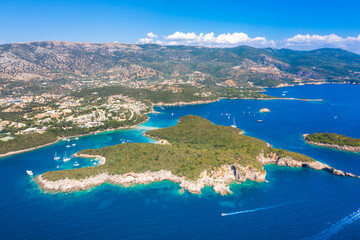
[304, 133, 360, 153]
[35, 116, 359, 195]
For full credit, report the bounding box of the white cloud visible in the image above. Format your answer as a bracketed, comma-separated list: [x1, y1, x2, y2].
[137, 32, 360, 53]
[282, 34, 360, 53]
[161, 31, 274, 48]
[146, 32, 158, 38]
[166, 32, 197, 40]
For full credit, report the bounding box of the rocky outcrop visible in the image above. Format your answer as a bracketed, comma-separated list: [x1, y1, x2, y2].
[259, 108, 270, 113]
[258, 152, 359, 178]
[36, 164, 265, 196]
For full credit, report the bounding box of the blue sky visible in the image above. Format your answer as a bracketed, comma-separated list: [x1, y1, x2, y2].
[1, 0, 360, 52]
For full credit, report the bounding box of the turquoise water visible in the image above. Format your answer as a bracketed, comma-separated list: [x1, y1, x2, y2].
[1, 84, 360, 239]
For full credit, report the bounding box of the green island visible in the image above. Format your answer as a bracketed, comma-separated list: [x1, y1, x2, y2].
[304, 133, 360, 152]
[36, 116, 356, 195]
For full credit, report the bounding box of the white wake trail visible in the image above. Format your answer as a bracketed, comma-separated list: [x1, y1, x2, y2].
[303, 208, 360, 240]
[221, 203, 286, 216]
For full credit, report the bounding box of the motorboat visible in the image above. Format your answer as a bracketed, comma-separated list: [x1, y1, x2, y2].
[231, 118, 237, 128]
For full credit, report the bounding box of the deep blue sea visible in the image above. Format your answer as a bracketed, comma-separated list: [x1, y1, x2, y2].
[1, 84, 360, 240]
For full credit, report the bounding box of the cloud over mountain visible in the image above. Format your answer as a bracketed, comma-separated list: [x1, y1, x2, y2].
[139, 32, 274, 48]
[138, 32, 360, 53]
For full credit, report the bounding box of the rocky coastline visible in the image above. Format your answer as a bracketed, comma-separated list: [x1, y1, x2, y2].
[36, 164, 266, 195]
[36, 152, 359, 195]
[258, 152, 359, 178]
[303, 134, 360, 153]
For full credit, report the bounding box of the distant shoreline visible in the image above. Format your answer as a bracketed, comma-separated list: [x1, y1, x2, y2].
[269, 81, 358, 89]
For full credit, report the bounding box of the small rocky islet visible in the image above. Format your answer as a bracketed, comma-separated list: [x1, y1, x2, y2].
[36, 115, 358, 195]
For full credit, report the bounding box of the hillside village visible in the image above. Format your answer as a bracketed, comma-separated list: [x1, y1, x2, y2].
[0, 92, 150, 142]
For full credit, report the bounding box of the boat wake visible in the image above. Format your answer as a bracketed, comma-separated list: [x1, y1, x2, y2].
[221, 203, 286, 216]
[303, 208, 360, 240]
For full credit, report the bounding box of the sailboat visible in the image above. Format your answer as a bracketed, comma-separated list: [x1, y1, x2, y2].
[63, 151, 71, 162]
[231, 118, 237, 128]
[54, 152, 60, 160]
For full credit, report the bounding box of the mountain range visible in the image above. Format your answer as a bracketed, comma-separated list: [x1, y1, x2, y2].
[1, 41, 360, 87]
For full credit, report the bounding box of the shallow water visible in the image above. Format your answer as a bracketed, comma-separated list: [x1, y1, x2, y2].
[1, 84, 360, 239]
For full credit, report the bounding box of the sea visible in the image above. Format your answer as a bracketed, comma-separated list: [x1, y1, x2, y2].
[1, 83, 360, 240]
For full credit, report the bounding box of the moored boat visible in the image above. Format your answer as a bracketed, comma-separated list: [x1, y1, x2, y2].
[63, 151, 71, 162]
[54, 152, 60, 160]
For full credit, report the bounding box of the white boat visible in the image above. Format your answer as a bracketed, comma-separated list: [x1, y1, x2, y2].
[26, 170, 33, 176]
[63, 151, 71, 162]
[67, 138, 70, 142]
[66, 145, 71, 148]
[54, 152, 60, 160]
[231, 118, 237, 128]
[73, 162, 79, 167]
[171, 113, 174, 116]
[72, 143, 76, 146]
[75, 137, 79, 140]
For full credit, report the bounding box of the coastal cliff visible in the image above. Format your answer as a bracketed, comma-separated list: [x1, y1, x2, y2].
[36, 164, 266, 195]
[258, 152, 359, 178]
[36, 152, 358, 195]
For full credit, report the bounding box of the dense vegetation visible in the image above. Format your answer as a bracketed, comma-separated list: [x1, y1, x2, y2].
[42, 115, 315, 181]
[305, 133, 360, 147]
[0, 113, 147, 155]
[0, 132, 58, 154]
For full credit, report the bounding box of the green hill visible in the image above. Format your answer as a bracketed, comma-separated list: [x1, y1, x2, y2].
[42, 115, 315, 181]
